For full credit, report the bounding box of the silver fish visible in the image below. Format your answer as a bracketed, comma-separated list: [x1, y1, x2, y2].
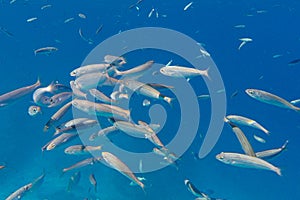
[89, 126, 117, 141]
[53, 119, 97, 136]
[102, 152, 144, 190]
[48, 92, 72, 108]
[45, 133, 77, 151]
[64, 145, 102, 155]
[0, 79, 40, 107]
[225, 115, 269, 135]
[114, 60, 154, 77]
[104, 55, 126, 66]
[43, 101, 72, 131]
[70, 81, 87, 99]
[160, 65, 210, 79]
[34, 47, 58, 55]
[256, 140, 288, 159]
[121, 79, 173, 105]
[245, 89, 300, 112]
[224, 119, 256, 157]
[33, 82, 55, 106]
[216, 152, 281, 176]
[72, 99, 130, 120]
[70, 63, 111, 77]
[74, 72, 111, 90]
[62, 157, 102, 173]
[89, 174, 98, 193]
[89, 88, 116, 104]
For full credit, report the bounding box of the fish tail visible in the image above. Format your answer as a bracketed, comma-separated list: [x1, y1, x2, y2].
[201, 67, 211, 80]
[275, 167, 282, 176]
[282, 140, 289, 150]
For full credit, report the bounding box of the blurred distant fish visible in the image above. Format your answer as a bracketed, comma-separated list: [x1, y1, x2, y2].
[64, 145, 102, 155]
[288, 58, 300, 66]
[34, 47, 58, 55]
[0, 78, 40, 107]
[62, 157, 102, 173]
[183, 2, 193, 11]
[104, 55, 126, 66]
[41, 4, 52, 10]
[26, 17, 38, 23]
[28, 105, 42, 116]
[95, 24, 103, 35]
[78, 13, 87, 19]
[89, 174, 98, 193]
[238, 37, 252, 50]
[0, 26, 14, 37]
[253, 135, 266, 143]
[0, 165, 5, 170]
[234, 24, 246, 28]
[64, 17, 74, 23]
[256, 140, 288, 159]
[148, 8, 155, 18]
[67, 171, 81, 192]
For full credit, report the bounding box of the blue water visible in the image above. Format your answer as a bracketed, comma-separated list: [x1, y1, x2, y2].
[0, 0, 300, 199]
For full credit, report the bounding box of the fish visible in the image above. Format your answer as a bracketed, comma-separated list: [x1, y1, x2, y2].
[110, 91, 129, 101]
[0, 26, 14, 37]
[184, 179, 206, 198]
[32, 82, 56, 106]
[5, 172, 45, 200]
[64, 17, 74, 23]
[43, 101, 72, 131]
[89, 174, 97, 193]
[121, 79, 173, 105]
[28, 105, 42, 116]
[183, 2, 193, 11]
[95, 24, 103, 34]
[62, 157, 102, 173]
[78, 28, 93, 44]
[224, 119, 256, 157]
[64, 145, 102, 155]
[148, 8, 155, 18]
[290, 99, 300, 105]
[0, 79, 41, 107]
[89, 125, 117, 141]
[48, 92, 72, 108]
[72, 99, 130, 120]
[245, 89, 300, 112]
[197, 94, 210, 99]
[216, 152, 281, 176]
[225, 115, 269, 135]
[104, 55, 126, 66]
[53, 119, 97, 136]
[41, 4, 52, 10]
[0, 165, 5, 170]
[44, 133, 77, 151]
[160, 65, 210, 80]
[34, 47, 58, 55]
[78, 13, 87, 19]
[113, 120, 155, 139]
[238, 38, 252, 50]
[26, 17, 37, 22]
[67, 171, 81, 192]
[142, 99, 150, 106]
[256, 140, 288, 159]
[253, 135, 266, 143]
[288, 58, 300, 66]
[74, 72, 112, 90]
[114, 60, 154, 77]
[89, 88, 116, 104]
[153, 147, 179, 169]
[101, 152, 144, 190]
[70, 81, 87, 99]
[70, 63, 111, 77]
[234, 24, 246, 28]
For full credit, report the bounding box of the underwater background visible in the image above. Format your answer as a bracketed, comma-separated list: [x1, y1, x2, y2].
[0, 0, 300, 199]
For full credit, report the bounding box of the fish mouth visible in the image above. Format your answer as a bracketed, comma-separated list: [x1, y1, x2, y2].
[215, 152, 224, 160]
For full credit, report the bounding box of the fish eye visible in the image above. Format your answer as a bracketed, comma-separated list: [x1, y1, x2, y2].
[32, 108, 37, 112]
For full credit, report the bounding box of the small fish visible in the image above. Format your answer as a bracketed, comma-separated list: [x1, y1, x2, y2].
[104, 55, 126, 66]
[64, 17, 74, 23]
[95, 24, 103, 34]
[142, 99, 150, 107]
[79, 28, 93, 44]
[160, 65, 210, 80]
[43, 101, 72, 131]
[256, 140, 288, 159]
[64, 145, 102, 155]
[41, 4, 52, 10]
[67, 171, 81, 192]
[238, 38, 252, 50]
[9, 0, 17, 4]
[0, 79, 41, 107]
[53, 118, 97, 136]
[28, 105, 41, 116]
[290, 99, 300, 105]
[0, 26, 14, 37]
[230, 90, 239, 98]
[234, 24, 246, 28]
[70, 63, 111, 77]
[199, 49, 211, 57]
[44, 133, 77, 151]
[148, 8, 155, 18]
[184, 2, 193, 11]
[253, 134, 266, 143]
[62, 157, 102, 173]
[153, 147, 179, 169]
[89, 126, 117, 141]
[225, 115, 269, 135]
[245, 89, 300, 112]
[197, 94, 210, 99]
[102, 152, 145, 190]
[184, 179, 205, 198]
[288, 58, 300, 66]
[89, 88, 116, 104]
[272, 54, 282, 59]
[114, 60, 154, 77]
[216, 152, 281, 176]
[78, 13, 87, 19]
[0, 165, 5, 170]
[139, 160, 143, 173]
[26, 17, 37, 23]
[34, 47, 58, 55]
[70, 81, 87, 99]
[48, 92, 72, 108]
[89, 174, 97, 193]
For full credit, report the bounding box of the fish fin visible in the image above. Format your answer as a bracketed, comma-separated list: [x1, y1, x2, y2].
[200, 67, 211, 80]
[275, 167, 282, 176]
[281, 140, 289, 150]
[53, 127, 61, 136]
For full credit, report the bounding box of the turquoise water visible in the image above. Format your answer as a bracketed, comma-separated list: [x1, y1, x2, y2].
[0, 0, 300, 199]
